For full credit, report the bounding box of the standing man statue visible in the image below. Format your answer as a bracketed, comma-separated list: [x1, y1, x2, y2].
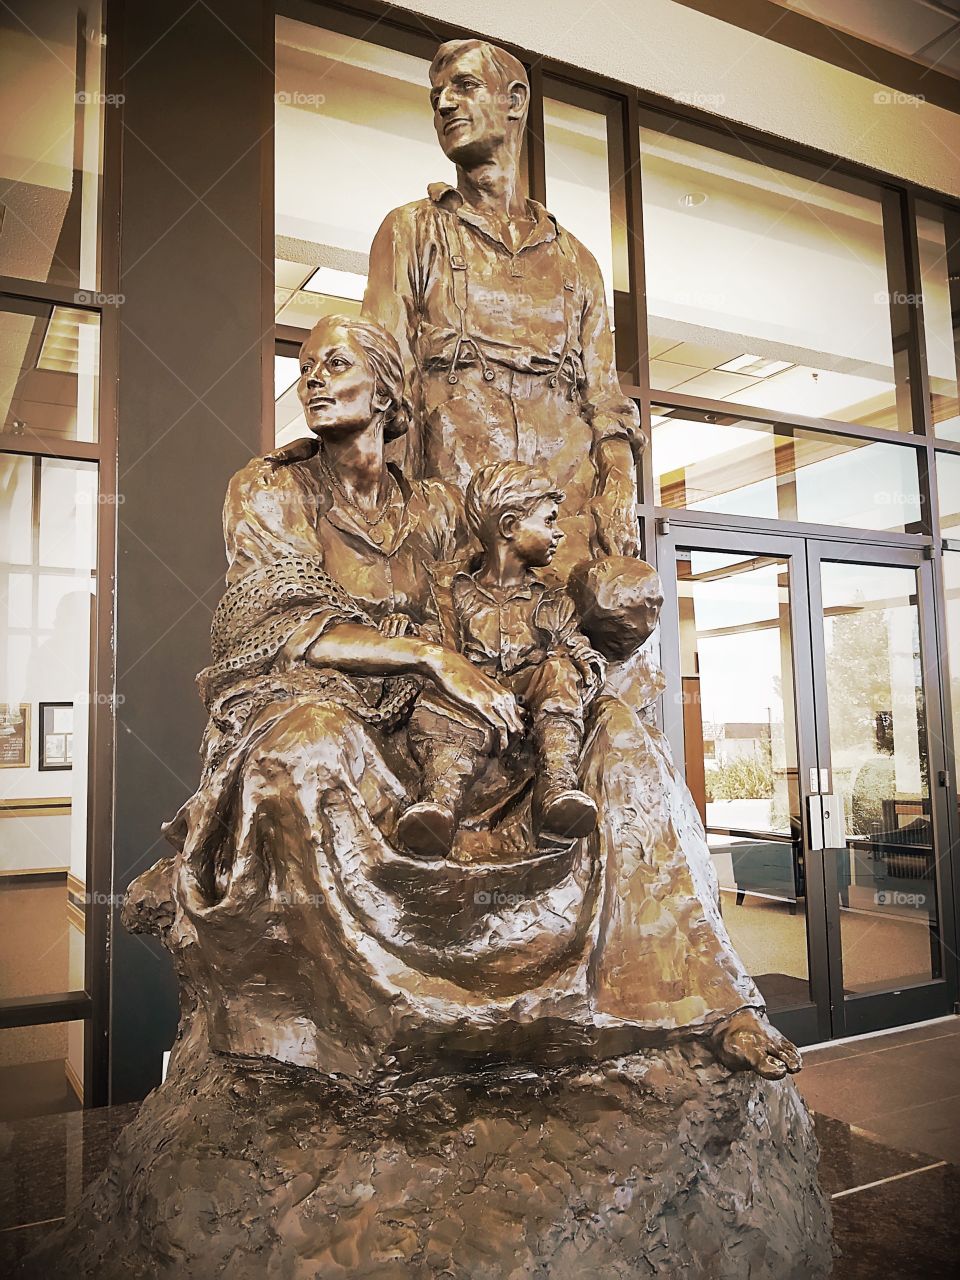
[363, 37, 643, 575]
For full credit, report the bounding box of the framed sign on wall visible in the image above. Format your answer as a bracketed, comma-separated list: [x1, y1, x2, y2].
[39, 702, 74, 771]
[0, 704, 30, 768]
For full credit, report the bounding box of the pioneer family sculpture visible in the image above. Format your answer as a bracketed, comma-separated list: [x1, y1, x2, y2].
[29, 36, 831, 1280]
[143, 36, 802, 1081]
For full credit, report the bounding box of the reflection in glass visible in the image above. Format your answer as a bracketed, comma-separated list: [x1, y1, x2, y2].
[677, 549, 809, 1012]
[0, 0, 104, 290]
[652, 407, 921, 534]
[820, 561, 941, 995]
[274, 18, 454, 333]
[1, 455, 97, 1001]
[640, 123, 907, 429]
[918, 203, 960, 440]
[0, 1020, 83, 1119]
[1, 301, 100, 443]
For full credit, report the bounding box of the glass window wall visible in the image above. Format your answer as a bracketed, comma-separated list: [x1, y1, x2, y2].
[640, 120, 910, 431]
[1, 299, 100, 444]
[274, 17, 453, 334]
[652, 406, 922, 533]
[917, 202, 960, 440]
[543, 80, 628, 332]
[1, 455, 97, 1007]
[0, 0, 105, 291]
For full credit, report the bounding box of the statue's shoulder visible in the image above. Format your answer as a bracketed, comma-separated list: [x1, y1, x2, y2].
[374, 195, 440, 238]
[226, 439, 318, 505]
[552, 218, 605, 285]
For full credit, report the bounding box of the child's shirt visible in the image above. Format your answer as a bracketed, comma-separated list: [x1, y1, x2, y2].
[450, 570, 604, 692]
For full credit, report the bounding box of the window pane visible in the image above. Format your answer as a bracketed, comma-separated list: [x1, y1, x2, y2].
[653, 407, 921, 532]
[1, 455, 97, 999]
[0, 300, 100, 443]
[820, 560, 940, 995]
[0, 1020, 84, 1119]
[943, 550, 960, 814]
[640, 122, 908, 430]
[937, 450, 960, 535]
[0, 0, 104, 290]
[0, 453, 33, 563]
[275, 351, 308, 448]
[274, 17, 454, 332]
[917, 203, 960, 440]
[544, 84, 627, 323]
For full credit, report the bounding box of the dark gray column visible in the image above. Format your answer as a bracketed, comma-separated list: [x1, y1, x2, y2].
[111, 0, 271, 1103]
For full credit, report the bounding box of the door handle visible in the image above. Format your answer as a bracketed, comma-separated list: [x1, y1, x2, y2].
[807, 794, 824, 850]
[808, 794, 845, 850]
[821, 794, 845, 847]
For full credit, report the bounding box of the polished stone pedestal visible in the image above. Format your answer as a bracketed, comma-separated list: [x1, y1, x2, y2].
[21, 1029, 832, 1280]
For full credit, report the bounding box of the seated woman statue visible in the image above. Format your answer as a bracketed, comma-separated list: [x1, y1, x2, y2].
[140, 312, 800, 1085]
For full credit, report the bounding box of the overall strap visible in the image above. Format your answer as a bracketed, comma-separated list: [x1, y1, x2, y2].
[439, 208, 469, 335]
[437, 207, 495, 385]
[550, 229, 580, 390]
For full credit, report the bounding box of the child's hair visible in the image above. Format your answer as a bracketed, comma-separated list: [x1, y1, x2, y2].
[464, 462, 564, 549]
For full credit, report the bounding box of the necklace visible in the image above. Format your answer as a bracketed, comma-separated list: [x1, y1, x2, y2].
[318, 453, 399, 531]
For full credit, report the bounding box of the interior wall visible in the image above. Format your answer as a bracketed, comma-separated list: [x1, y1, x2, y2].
[386, 0, 960, 199]
[111, 0, 271, 1104]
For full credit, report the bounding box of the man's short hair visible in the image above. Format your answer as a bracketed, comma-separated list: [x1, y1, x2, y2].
[464, 461, 563, 549]
[429, 39, 530, 127]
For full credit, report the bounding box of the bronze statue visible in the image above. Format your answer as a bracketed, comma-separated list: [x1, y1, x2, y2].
[398, 461, 605, 858]
[363, 38, 643, 576]
[34, 41, 833, 1280]
[126, 306, 800, 1084]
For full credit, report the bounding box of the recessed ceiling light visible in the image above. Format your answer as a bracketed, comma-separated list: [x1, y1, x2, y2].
[37, 306, 99, 374]
[716, 354, 794, 378]
[679, 192, 708, 208]
[302, 266, 367, 302]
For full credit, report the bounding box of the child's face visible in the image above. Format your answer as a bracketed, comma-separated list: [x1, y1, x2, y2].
[507, 498, 563, 568]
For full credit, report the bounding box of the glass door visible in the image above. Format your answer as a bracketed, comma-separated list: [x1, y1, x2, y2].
[659, 529, 831, 1045]
[660, 529, 958, 1045]
[807, 541, 956, 1037]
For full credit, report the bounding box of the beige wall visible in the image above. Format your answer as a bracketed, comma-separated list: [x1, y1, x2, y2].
[387, 0, 960, 198]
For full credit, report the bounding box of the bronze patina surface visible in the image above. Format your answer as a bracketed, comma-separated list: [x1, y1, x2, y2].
[117, 305, 801, 1082]
[25, 38, 833, 1280]
[364, 39, 642, 576]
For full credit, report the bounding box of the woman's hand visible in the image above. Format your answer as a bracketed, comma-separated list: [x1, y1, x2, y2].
[304, 625, 523, 748]
[377, 612, 412, 639]
[425, 647, 525, 751]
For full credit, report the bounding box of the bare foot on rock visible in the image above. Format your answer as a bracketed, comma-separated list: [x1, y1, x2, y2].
[711, 1008, 802, 1079]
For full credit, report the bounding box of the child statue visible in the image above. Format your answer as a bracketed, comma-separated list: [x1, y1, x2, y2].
[398, 460, 606, 858]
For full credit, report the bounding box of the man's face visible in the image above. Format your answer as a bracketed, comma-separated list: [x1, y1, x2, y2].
[430, 47, 512, 166]
[506, 498, 563, 569]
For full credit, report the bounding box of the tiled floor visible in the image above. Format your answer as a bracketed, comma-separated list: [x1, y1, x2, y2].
[2, 1020, 959, 1275]
[799, 1016, 960, 1165]
[800, 1017, 960, 1278]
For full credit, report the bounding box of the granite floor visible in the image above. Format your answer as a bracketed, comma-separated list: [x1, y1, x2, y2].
[1, 1020, 958, 1275]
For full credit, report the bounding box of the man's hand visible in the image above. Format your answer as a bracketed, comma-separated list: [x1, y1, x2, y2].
[592, 437, 640, 558]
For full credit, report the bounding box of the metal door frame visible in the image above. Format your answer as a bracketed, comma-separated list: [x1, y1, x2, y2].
[659, 524, 832, 1045]
[806, 538, 959, 1037]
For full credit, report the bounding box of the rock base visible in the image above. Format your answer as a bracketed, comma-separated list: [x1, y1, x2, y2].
[24, 1038, 833, 1279]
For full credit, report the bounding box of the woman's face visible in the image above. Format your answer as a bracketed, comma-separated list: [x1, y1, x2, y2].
[297, 322, 382, 436]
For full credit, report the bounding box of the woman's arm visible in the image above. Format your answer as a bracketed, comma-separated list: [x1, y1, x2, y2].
[306, 623, 524, 749]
